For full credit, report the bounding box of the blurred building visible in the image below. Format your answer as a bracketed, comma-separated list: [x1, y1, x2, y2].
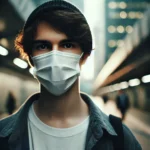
[94, 2, 150, 112]
[105, 0, 150, 61]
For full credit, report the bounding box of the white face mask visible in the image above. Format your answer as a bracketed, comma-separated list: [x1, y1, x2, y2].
[32, 50, 83, 96]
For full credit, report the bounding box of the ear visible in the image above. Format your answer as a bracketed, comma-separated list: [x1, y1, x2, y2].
[80, 53, 89, 66]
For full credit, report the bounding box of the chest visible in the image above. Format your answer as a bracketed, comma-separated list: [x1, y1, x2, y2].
[28, 116, 89, 150]
[28, 128, 88, 150]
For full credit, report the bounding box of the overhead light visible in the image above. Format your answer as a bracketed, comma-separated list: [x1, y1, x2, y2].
[108, 85, 114, 92]
[108, 26, 116, 33]
[0, 38, 9, 47]
[13, 58, 28, 69]
[108, 40, 116, 48]
[119, 2, 127, 9]
[120, 11, 127, 19]
[117, 26, 125, 33]
[100, 87, 110, 94]
[112, 83, 121, 91]
[108, 2, 117, 9]
[117, 40, 124, 47]
[109, 12, 120, 19]
[129, 78, 140, 87]
[142, 75, 150, 83]
[0, 46, 8, 56]
[126, 26, 133, 33]
[120, 81, 129, 89]
[136, 12, 143, 19]
[128, 12, 136, 19]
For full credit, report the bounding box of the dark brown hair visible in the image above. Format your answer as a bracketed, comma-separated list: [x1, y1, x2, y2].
[15, 10, 92, 63]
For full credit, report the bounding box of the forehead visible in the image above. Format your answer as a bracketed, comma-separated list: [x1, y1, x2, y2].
[34, 21, 68, 41]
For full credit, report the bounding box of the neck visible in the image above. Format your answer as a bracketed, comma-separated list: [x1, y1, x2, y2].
[34, 79, 89, 128]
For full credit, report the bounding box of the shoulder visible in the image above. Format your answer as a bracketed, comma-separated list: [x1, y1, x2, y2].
[0, 113, 17, 135]
[123, 124, 142, 150]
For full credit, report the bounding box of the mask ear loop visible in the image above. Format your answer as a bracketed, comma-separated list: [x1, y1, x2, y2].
[78, 53, 84, 76]
[80, 52, 84, 59]
[29, 55, 36, 78]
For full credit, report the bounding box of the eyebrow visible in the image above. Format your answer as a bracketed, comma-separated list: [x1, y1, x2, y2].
[32, 40, 50, 44]
[60, 39, 76, 44]
[32, 39, 76, 45]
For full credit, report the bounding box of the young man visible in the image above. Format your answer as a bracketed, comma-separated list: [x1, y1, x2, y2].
[0, 0, 141, 150]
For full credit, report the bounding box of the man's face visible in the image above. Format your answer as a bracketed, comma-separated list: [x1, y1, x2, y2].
[32, 21, 83, 57]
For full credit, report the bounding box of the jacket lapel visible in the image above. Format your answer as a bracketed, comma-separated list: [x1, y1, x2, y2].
[81, 93, 117, 150]
[1, 93, 40, 150]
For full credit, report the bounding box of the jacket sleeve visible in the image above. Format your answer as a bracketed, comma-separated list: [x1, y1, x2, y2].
[123, 124, 142, 150]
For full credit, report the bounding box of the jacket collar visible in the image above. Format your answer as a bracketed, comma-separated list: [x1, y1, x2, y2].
[81, 93, 117, 150]
[0, 92, 117, 147]
[81, 93, 117, 136]
[0, 93, 39, 138]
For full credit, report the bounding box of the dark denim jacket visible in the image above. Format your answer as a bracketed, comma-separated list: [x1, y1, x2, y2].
[0, 93, 142, 150]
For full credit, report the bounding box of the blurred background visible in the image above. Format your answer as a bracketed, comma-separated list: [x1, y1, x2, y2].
[0, 0, 150, 149]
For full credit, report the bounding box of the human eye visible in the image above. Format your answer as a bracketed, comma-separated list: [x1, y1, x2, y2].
[35, 43, 49, 50]
[62, 43, 75, 49]
[32, 41, 51, 51]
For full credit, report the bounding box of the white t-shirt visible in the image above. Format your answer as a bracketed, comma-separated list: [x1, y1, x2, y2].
[28, 102, 89, 150]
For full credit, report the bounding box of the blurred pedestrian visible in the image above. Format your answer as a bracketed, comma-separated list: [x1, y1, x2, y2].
[5, 91, 16, 115]
[102, 95, 109, 104]
[0, 1, 141, 150]
[116, 90, 130, 120]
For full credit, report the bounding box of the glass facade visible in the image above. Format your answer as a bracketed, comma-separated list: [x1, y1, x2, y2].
[105, 0, 150, 61]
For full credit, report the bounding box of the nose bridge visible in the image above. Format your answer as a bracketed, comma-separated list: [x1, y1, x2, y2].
[52, 44, 59, 51]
